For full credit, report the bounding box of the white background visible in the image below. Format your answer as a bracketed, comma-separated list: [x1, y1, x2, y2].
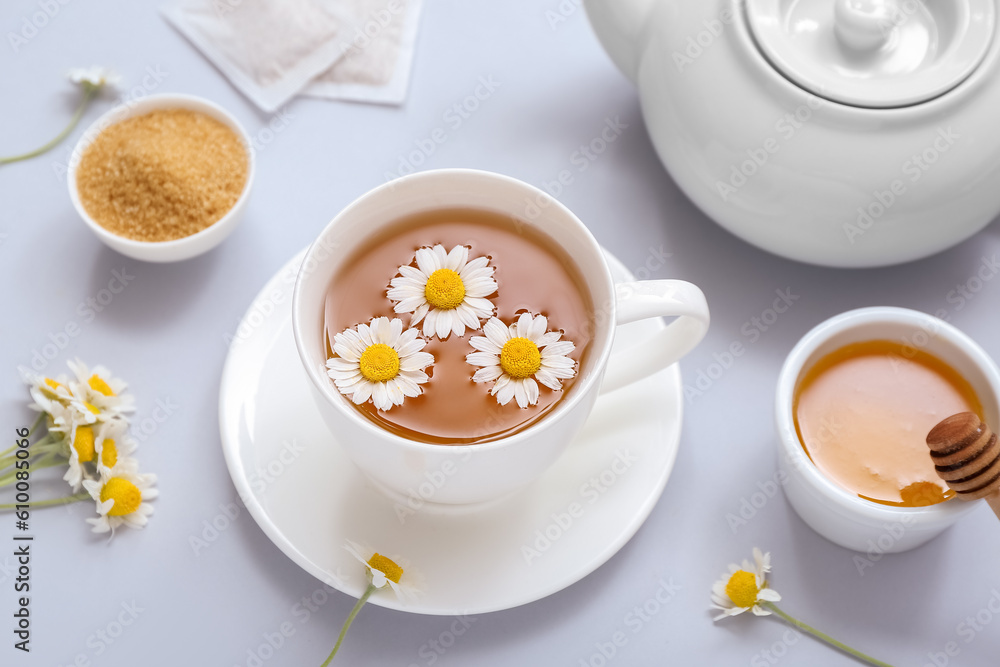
[2, 0, 1000, 665]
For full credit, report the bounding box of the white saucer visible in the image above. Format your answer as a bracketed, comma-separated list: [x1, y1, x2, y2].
[219, 248, 684, 615]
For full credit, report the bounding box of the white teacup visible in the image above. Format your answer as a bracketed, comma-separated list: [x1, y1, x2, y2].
[292, 169, 710, 505]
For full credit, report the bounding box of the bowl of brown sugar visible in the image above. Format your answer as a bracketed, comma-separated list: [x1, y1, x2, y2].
[68, 94, 254, 262]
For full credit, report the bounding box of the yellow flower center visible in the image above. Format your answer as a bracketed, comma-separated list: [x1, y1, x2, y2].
[101, 439, 118, 468]
[88, 374, 115, 396]
[367, 553, 404, 584]
[73, 426, 95, 463]
[42, 378, 64, 395]
[424, 268, 466, 310]
[725, 570, 760, 608]
[358, 344, 401, 383]
[84, 402, 101, 415]
[100, 477, 142, 516]
[500, 337, 542, 379]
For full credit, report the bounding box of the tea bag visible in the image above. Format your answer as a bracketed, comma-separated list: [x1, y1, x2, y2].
[304, 0, 424, 105]
[161, 0, 346, 112]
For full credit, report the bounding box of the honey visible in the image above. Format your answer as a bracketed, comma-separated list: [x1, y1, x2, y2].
[794, 340, 982, 507]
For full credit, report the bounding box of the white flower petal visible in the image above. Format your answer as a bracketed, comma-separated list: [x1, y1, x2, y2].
[513, 380, 529, 408]
[473, 365, 503, 383]
[469, 335, 501, 354]
[528, 315, 548, 342]
[415, 248, 438, 275]
[400, 351, 434, 372]
[352, 383, 373, 404]
[483, 318, 509, 346]
[466, 352, 498, 367]
[372, 383, 391, 411]
[541, 341, 575, 357]
[445, 245, 468, 271]
[515, 313, 532, 338]
[535, 369, 562, 391]
[434, 310, 453, 339]
[523, 378, 539, 405]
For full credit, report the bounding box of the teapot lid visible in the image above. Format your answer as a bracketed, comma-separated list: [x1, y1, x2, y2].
[746, 0, 996, 108]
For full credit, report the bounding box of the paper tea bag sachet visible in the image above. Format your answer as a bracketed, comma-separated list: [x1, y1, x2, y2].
[304, 0, 424, 105]
[162, 0, 347, 112]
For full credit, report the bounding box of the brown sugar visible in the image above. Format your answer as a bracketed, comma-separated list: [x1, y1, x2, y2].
[76, 108, 248, 242]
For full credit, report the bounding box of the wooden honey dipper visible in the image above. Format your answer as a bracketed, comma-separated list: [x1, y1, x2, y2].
[926, 412, 1000, 519]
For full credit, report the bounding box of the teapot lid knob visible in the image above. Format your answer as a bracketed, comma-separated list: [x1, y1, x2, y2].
[833, 0, 893, 51]
[746, 0, 996, 108]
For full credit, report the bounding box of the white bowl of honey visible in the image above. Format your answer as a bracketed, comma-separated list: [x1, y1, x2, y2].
[775, 307, 1000, 553]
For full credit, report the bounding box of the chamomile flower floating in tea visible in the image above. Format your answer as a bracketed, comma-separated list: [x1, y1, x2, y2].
[327, 317, 435, 411]
[387, 244, 497, 339]
[467, 313, 577, 408]
[83, 470, 158, 534]
[711, 548, 894, 667]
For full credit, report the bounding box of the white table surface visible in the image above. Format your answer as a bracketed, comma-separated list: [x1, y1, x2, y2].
[3, 1, 1000, 665]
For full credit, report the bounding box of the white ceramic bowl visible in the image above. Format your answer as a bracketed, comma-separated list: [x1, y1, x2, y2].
[67, 94, 254, 263]
[775, 307, 1000, 553]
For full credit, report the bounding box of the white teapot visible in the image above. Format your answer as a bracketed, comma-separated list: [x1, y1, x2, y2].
[584, 0, 1000, 267]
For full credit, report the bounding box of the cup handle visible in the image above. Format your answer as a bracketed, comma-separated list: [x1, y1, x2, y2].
[599, 280, 710, 394]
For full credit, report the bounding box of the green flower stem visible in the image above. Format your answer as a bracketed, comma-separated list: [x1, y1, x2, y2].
[0, 435, 56, 471]
[0, 86, 97, 164]
[0, 457, 65, 486]
[761, 602, 895, 667]
[320, 584, 377, 666]
[0, 492, 89, 510]
[0, 414, 45, 461]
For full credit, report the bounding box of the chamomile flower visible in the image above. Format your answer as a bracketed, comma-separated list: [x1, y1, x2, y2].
[94, 419, 138, 478]
[327, 317, 434, 412]
[711, 547, 781, 620]
[343, 540, 420, 601]
[387, 244, 497, 339]
[67, 66, 121, 91]
[83, 470, 157, 534]
[64, 420, 98, 492]
[321, 543, 422, 665]
[466, 313, 577, 408]
[67, 358, 135, 417]
[1, 67, 118, 166]
[709, 549, 894, 667]
[19, 366, 72, 415]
